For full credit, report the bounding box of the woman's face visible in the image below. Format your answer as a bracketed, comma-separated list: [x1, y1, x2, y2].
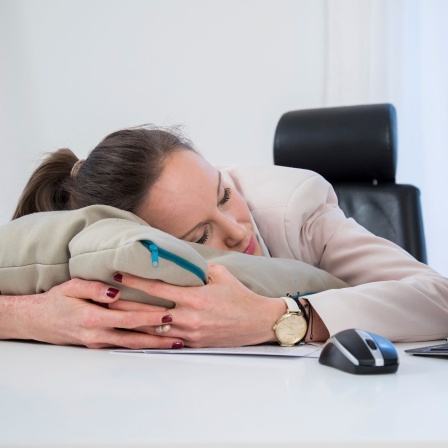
[138, 150, 263, 256]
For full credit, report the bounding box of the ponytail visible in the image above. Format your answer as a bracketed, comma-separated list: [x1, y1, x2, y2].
[12, 125, 197, 221]
[12, 148, 78, 219]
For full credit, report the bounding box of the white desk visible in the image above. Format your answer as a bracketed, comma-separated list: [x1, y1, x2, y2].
[0, 340, 446, 448]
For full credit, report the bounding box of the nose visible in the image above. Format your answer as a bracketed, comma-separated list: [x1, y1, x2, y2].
[218, 213, 247, 250]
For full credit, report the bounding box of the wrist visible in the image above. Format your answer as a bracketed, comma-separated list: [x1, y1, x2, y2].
[0, 294, 38, 340]
[257, 296, 287, 344]
[272, 296, 308, 346]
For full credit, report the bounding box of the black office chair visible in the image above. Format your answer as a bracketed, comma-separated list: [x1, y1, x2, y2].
[273, 103, 427, 263]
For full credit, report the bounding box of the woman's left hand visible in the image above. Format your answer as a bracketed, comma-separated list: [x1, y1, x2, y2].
[109, 264, 286, 348]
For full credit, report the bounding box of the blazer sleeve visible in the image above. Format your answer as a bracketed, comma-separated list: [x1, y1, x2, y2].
[222, 164, 448, 342]
[299, 177, 448, 342]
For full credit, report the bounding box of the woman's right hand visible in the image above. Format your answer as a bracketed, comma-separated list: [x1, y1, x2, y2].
[0, 278, 184, 349]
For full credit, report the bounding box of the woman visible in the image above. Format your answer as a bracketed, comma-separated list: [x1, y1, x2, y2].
[1, 126, 447, 348]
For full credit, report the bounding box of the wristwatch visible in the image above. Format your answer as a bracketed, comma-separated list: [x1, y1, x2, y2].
[273, 296, 308, 346]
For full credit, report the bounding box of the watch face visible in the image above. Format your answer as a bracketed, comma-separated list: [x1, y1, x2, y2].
[276, 314, 307, 345]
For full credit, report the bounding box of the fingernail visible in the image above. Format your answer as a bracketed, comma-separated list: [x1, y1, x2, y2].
[106, 287, 119, 298]
[113, 273, 123, 283]
[162, 315, 172, 323]
[172, 342, 183, 349]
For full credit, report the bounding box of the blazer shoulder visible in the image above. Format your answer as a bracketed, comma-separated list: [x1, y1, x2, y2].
[220, 164, 331, 210]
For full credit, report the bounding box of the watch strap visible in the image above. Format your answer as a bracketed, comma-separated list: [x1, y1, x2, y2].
[287, 294, 312, 324]
[280, 296, 300, 313]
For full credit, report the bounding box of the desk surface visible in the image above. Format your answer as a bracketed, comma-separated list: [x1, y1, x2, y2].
[0, 340, 447, 448]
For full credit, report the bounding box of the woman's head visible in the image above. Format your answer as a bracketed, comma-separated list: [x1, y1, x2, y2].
[13, 126, 195, 219]
[139, 149, 262, 255]
[14, 125, 263, 255]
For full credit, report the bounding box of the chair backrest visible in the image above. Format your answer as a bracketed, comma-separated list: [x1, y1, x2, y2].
[273, 103, 427, 263]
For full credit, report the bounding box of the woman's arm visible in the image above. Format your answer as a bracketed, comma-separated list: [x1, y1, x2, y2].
[109, 265, 330, 348]
[0, 278, 184, 349]
[298, 181, 448, 342]
[308, 217, 448, 342]
[222, 164, 448, 343]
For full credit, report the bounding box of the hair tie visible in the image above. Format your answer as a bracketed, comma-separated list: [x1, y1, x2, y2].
[70, 159, 85, 178]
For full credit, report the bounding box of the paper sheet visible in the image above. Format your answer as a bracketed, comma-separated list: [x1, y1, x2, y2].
[112, 343, 322, 358]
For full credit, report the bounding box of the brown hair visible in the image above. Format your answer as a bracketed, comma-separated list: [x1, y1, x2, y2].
[13, 125, 196, 220]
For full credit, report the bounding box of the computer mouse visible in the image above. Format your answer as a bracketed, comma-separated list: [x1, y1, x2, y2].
[319, 328, 399, 374]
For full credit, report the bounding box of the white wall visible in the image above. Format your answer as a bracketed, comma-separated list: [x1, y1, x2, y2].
[0, 0, 325, 218]
[0, 0, 446, 275]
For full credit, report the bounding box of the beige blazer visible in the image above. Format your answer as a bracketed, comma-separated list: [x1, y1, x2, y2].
[222, 164, 448, 342]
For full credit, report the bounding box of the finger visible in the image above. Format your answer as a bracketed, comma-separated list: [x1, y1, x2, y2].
[59, 278, 122, 304]
[113, 272, 202, 306]
[131, 325, 189, 342]
[155, 324, 171, 334]
[108, 299, 172, 313]
[108, 301, 175, 328]
[83, 307, 174, 330]
[105, 329, 184, 350]
[85, 328, 184, 350]
[206, 263, 234, 281]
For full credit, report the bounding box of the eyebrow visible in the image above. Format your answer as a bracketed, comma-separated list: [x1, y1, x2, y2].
[178, 171, 222, 240]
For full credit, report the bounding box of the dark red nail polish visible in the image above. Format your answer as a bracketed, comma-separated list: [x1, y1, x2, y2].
[113, 273, 123, 283]
[106, 287, 119, 298]
[172, 342, 183, 349]
[162, 315, 173, 323]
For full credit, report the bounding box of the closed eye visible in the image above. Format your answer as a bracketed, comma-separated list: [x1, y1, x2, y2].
[196, 225, 211, 244]
[219, 187, 231, 206]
